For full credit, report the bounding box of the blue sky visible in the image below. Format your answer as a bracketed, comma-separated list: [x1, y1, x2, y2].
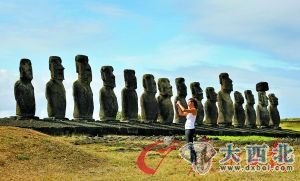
[0, 0, 299, 119]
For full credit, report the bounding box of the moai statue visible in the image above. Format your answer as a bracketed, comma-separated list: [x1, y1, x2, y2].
[140, 74, 159, 123]
[268, 93, 281, 129]
[174, 78, 188, 124]
[233, 91, 245, 128]
[121, 69, 138, 122]
[190, 82, 204, 125]
[203, 87, 218, 126]
[157, 78, 174, 124]
[99, 66, 118, 121]
[244, 90, 256, 128]
[256, 82, 270, 128]
[45, 56, 67, 120]
[73, 55, 94, 121]
[14, 58, 38, 119]
[217, 73, 234, 127]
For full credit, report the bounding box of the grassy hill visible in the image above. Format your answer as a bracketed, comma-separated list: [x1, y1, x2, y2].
[0, 122, 299, 180]
[0, 127, 105, 180]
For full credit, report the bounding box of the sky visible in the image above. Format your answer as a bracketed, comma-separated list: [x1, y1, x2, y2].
[0, 0, 299, 119]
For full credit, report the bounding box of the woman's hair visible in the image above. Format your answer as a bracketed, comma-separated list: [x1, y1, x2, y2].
[188, 98, 198, 109]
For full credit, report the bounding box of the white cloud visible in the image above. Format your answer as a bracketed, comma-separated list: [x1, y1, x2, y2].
[174, 0, 300, 62]
[0, 69, 18, 117]
[101, 35, 300, 118]
[85, 2, 131, 17]
[0, 1, 107, 55]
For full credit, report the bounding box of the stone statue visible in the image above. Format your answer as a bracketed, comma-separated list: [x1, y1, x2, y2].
[73, 55, 94, 120]
[140, 74, 159, 123]
[190, 82, 204, 125]
[233, 91, 245, 128]
[99, 66, 118, 121]
[268, 93, 281, 129]
[45, 56, 67, 120]
[14, 58, 38, 119]
[157, 78, 174, 124]
[203, 87, 218, 126]
[174, 78, 187, 124]
[217, 73, 234, 127]
[256, 82, 270, 128]
[244, 90, 256, 128]
[121, 69, 138, 122]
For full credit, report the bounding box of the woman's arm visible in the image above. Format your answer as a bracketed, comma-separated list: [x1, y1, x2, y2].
[176, 101, 187, 116]
[176, 101, 197, 116]
[177, 105, 187, 116]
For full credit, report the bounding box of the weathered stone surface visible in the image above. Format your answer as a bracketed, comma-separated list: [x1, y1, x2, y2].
[233, 91, 245, 128]
[174, 77, 187, 124]
[140, 74, 159, 123]
[1, 118, 300, 137]
[121, 69, 138, 122]
[190, 82, 204, 125]
[14, 58, 37, 119]
[203, 87, 218, 126]
[157, 78, 174, 124]
[100, 66, 118, 121]
[46, 56, 67, 119]
[73, 55, 94, 120]
[268, 93, 280, 129]
[217, 73, 234, 127]
[256, 82, 269, 92]
[256, 82, 270, 128]
[244, 90, 256, 128]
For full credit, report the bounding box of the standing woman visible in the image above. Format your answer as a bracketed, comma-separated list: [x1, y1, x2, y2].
[176, 98, 198, 165]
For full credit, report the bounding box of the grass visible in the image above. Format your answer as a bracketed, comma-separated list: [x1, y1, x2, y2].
[281, 118, 300, 122]
[280, 121, 300, 132]
[0, 121, 299, 180]
[0, 126, 104, 180]
[207, 135, 276, 142]
[16, 154, 30, 161]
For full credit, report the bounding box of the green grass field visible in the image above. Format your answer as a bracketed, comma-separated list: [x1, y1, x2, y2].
[280, 119, 300, 132]
[0, 120, 299, 180]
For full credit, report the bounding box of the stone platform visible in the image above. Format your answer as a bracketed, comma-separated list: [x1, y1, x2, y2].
[0, 118, 299, 138]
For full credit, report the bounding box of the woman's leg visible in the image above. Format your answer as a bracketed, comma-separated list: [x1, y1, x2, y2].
[190, 129, 197, 163]
[185, 129, 193, 143]
[185, 129, 196, 163]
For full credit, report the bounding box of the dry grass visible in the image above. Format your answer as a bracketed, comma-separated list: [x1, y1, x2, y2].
[0, 126, 105, 180]
[0, 123, 299, 181]
[281, 121, 300, 132]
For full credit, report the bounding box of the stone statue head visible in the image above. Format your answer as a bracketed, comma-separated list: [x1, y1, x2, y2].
[143, 74, 157, 94]
[205, 87, 217, 101]
[75, 55, 92, 83]
[124, 69, 137, 90]
[256, 82, 269, 107]
[244, 90, 255, 105]
[219, 73, 233, 93]
[234, 91, 244, 104]
[258, 92, 268, 107]
[190, 82, 203, 100]
[49, 56, 64, 81]
[268, 93, 278, 106]
[175, 77, 187, 97]
[19, 58, 33, 81]
[101, 66, 115, 88]
[256, 82, 269, 92]
[158, 78, 173, 97]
